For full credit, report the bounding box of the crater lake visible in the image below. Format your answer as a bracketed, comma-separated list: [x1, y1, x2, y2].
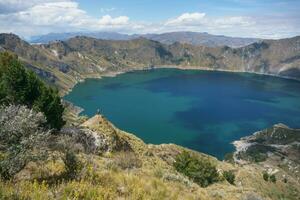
[64, 68, 300, 159]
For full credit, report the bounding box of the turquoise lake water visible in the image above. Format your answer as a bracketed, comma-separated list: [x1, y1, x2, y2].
[64, 69, 300, 159]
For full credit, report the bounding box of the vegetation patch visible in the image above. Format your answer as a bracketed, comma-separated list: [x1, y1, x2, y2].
[0, 105, 51, 180]
[262, 171, 276, 183]
[263, 171, 269, 181]
[223, 170, 235, 185]
[173, 151, 219, 187]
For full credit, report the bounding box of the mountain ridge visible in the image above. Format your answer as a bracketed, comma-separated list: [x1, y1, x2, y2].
[29, 31, 260, 48]
[1, 33, 300, 95]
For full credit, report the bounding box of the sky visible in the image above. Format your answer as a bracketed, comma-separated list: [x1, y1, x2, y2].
[0, 0, 299, 39]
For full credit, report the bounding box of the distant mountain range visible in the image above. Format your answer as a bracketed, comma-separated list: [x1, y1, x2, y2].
[1, 33, 299, 94]
[30, 31, 260, 48]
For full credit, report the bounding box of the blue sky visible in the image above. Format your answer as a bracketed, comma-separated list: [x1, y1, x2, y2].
[76, 0, 299, 20]
[0, 0, 299, 39]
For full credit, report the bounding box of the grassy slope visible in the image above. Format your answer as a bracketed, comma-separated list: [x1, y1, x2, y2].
[1, 114, 299, 200]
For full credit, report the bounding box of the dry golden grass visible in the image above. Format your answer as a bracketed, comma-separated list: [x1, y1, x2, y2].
[1, 115, 299, 200]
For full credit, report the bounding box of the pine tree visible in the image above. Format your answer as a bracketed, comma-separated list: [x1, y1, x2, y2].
[0, 54, 28, 104]
[34, 86, 65, 130]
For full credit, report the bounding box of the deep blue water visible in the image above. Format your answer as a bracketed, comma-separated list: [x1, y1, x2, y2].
[64, 69, 300, 159]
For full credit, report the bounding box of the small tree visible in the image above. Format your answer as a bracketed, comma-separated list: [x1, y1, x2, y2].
[174, 151, 219, 187]
[263, 171, 269, 181]
[33, 86, 65, 130]
[270, 174, 276, 183]
[63, 151, 82, 180]
[223, 170, 235, 185]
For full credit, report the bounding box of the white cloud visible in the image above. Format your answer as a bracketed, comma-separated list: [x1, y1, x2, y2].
[0, 0, 70, 13]
[0, 1, 299, 39]
[98, 15, 129, 26]
[0, 1, 131, 38]
[165, 12, 206, 26]
[165, 12, 254, 29]
[161, 13, 297, 39]
[213, 16, 255, 28]
[16, 2, 85, 26]
[100, 7, 116, 13]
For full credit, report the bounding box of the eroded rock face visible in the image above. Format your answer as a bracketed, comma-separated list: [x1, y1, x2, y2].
[80, 115, 132, 153]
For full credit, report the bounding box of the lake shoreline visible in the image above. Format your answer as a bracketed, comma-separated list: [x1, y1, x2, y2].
[63, 65, 300, 97]
[94, 65, 300, 85]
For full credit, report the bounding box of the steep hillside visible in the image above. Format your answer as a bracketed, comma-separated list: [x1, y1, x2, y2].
[1, 106, 299, 199]
[1, 33, 300, 94]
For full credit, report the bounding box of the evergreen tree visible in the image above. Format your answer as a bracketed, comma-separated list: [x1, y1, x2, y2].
[0, 51, 65, 130]
[24, 71, 41, 105]
[0, 53, 27, 104]
[34, 86, 65, 130]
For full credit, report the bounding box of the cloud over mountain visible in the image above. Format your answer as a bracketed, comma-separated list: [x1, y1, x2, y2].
[165, 13, 206, 26]
[0, 0, 299, 39]
[0, 1, 131, 38]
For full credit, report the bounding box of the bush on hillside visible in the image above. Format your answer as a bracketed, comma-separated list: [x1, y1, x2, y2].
[223, 170, 235, 185]
[174, 151, 219, 187]
[0, 105, 51, 179]
[263, 171, 269, 181]
[0, 52, 65, 130]
[270, 174, 276, 183]
[63, 151, 82, 180]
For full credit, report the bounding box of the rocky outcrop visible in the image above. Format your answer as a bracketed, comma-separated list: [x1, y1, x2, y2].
[81, 115, 133, 153]
[233, 124, 300, 181]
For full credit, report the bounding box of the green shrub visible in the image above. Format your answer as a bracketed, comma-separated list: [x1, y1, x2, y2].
[63, 151, 82, 180]
[33, 85, 65, 130]
[174, 151, 219, 187]
[0, 52, 65, 130]
[223, 170, 235, 185]
[270, 174, 276, 183]
[263, 171, 269, 181]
